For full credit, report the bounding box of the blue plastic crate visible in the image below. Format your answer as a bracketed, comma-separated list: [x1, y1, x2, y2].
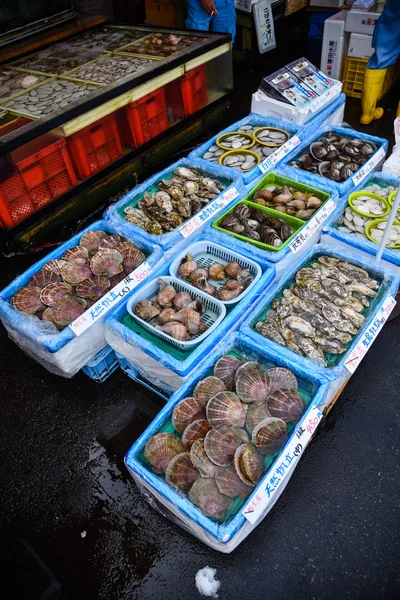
[82, 345, 119, 382]
[281, 125, 388, 197]
[125, 332, 330, 552]
[116, 353, 172, 401]
[241, 242, 399, 381]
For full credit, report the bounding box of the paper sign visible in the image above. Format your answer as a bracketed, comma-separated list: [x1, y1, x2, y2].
[235, 0, 254, 12]
[289, 198, 336, 253]
[344, 294, 396, 374]
[310, 86, 336, 113]
[253, 0, 276, 55]
[179, 186, 239, 238]
[352, 146, 386, 186]
[69, 261, 152, 337]
[242, 404, 323, 525]
[258, 135, 301, 174]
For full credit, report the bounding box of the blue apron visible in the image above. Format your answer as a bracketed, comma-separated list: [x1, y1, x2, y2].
[368, 0, 400, 69]
[186, 0, 237, 43]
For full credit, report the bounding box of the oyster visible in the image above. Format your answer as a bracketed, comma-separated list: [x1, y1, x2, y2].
[255, 321, 286, 346]
[204, 426, 244, 467]
[206, 391, 246, 428]
[165, 452, 199, 492]
[172, 397, 205, 433]
[189, 477, 232, 518]
[252, 417, 288, 455]
[267, 389, 305, 424]
[144, 433, 185, 473]
[234, 442, 264, 486]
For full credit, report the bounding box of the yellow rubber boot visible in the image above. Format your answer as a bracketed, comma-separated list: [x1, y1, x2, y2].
[397, 100, 400, 116]
[360, 68, 386, 125]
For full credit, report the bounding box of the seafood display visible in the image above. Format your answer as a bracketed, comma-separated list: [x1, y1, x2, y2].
[132, 278, 209, 341]
[178, 254, 252, 301]
[254, 255, 380, 366]
[3, 80, 95, 117]
[121, 32, 204, 58]
[220, 151, 259, 172]
[12, 47, 100, 75]
[289, 132, 378, 183]
[67, 27, 147, 52]
[251, 182, 323, 221]
[0, 70, 48, 101]
[123, 167, 226, 235]
[67, 55, 155, 85]
[143, 357, 306, 519]
[218, 202, 297, 249]
[11, 231, 145, 330]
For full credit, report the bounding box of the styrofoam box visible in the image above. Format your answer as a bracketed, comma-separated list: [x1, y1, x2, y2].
[394, 116, 400, 145]
[344, 7, 380, 34]
[310, 0, 344, 7]
[251, 80, 342, 126]
[321, 11, 349, 80]
[348, 32, 374, 58]
[382, 146, 400, 178]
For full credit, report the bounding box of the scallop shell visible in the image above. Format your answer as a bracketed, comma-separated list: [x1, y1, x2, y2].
[189, 477, 232, 518]
[90, 248, 123, 277]
[79, 230, 108, 254]
[265, 367, 298, 393]
[43, 260, 66, 276]
[62, 246, 89, 264]
[266, 389, 305, 424]
[237, 428, 250, 442]
[235, 368, 271, 404]
[42, 307, 56, 325]
[215, 465, 253, 498]
[206, 391, 246, 428]
[181, 419, 212, 450]
[99, 235, 124, 249]
[165, 452, 199, 493]
[190, 439, 217, 477]
[245, 403, 271, 434]
[109, 272, 126, 288]
[144, 433, 185, 473]
[40, 283, 73, 306]
[53, 297, 86, 328]
[213, 355, 245, 391]
[116, 240, 140, 255]
[252, 417, 288, 455]
[122, 248, 145, 274]
[76, 275, 110, 300]
[29, 268, 61, 289]
[193, 376, 226, 409]
[60, 262, 92, 285]
[234, 361, 262, 383]
[13, 286, 44, 314]
[172, 397, 205, 434]
[234, 442, 264, 486]
[204, 426, 244, 467]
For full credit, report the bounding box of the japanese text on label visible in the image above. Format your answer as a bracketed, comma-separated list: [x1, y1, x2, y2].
[179, 186, 239, 238]
[258, 135, 301, 174]
[352, 147, 386, 186]
[289, 198, 336, 254]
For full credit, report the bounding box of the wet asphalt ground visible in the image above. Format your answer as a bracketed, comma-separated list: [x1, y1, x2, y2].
[1, 35, 400, 600]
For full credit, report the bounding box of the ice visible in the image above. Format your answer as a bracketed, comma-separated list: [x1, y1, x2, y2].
[195, 567, 221, 598]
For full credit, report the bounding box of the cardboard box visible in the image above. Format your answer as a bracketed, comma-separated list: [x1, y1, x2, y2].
[344, 6, 380, 34]
[321, 10, 349, 80]
[309, 0, 344, 7]
[348, 32, 374, 58]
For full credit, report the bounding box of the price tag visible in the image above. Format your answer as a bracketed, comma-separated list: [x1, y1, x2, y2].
[310, 86, 336, 113]
[235, 0, 256, 13]
[352, 146, 386, 186]
[242, 404, 323, 525]
[69, 261, 152, 337]
[179, 186, 239, 238]
[288, 198, 336, 254]
[344, 294, 396, 374]
[258, 135, 301, 174]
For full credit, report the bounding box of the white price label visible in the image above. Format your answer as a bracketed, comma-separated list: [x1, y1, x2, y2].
[69, 261, 153, 337]
[344, 294, 396, 374]
[258, 135, 301, 174]
[310, 86, 335, 113]
[242, 404, 323, 524]
[289, 198, 336, 254]
[179, 186, 239, 238]
[352, 146, 386, 186]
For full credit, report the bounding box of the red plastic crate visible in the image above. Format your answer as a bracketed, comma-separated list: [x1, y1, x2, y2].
[0, 116, 32, 138]
[0, 138, 78, 229]
[68, 114, 123, 180]
[122, 88, 169, 147]
[166, 65, 208, 121]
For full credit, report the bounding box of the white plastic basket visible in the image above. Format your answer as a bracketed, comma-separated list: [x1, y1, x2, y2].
[126, 276, 226, 350]
[169, 240, 263, 306]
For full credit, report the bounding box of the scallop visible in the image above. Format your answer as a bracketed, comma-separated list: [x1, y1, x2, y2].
[79, 230, 108, 254]
[53, 297, 86, 328]
[235, 368, 271, 405]
[76, 275, 111, 300]
[29, 267, 61, 289]
[144, 433, 185, 473]
[171, 397, 205, 434]
[245, 403, 271, 434]
[62, 246, 89, 264]
[60, 262, 92, 285]
[204, 426, 244, 467]
[267, 389, 305, 424]
[215, 465, 253, 499]
[193, 376, 226, 409]
[13, 286, 44, 314]
[90, 248, 124, 277]
[206, 391, 246, 429]
[122, 248, 145, 274]
[99, 235, 124, 249]
[265, 367, 298, 393]
[181, 419, 212, 450]
[252, 417, 288, 455]
[190, 439, 217, 477]
[40, 282, 73, 306]
[234, 442, 264, 486]
[189, 477, 232, 518]
[165, 452, 199, 493]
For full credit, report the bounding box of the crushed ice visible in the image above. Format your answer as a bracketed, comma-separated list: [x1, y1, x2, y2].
[195, 567, 221, 598]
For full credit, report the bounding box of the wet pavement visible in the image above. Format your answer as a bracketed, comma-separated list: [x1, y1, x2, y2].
[1, 49, 400, 600]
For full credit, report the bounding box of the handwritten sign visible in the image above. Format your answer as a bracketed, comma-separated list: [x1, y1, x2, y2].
[310, 86, 336, 113]
[288, 198, 336, 254]
[179, 186, 239, 238]
[258, 135, 301, 174]
[69, 261, 152, 337]
[344, 294, 396, 374]
[352, 146, 386, 186]
[242, 404, 323, 525]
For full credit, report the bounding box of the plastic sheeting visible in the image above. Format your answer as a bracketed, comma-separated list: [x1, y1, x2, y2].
[281, 125, 389, 197]
[103, 158, 244, 260]
[105, 237, 276, 391]
[0, 220, 164, 378]
[203, 166, 340, 275]
[125, 332, 331, 553]
[188, 113, 304, 185]
[322, 173, 400, 271]
[241, 242, 399, 382]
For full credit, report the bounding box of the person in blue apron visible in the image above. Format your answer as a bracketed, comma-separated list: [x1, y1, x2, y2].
[186, 0, 236, 43]
[360, 0, 400, 124]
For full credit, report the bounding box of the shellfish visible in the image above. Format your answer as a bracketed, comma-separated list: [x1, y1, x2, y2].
[189, 477, 232, 518]
[252, 417, 288, 455]
[213, 355, 245, 391]
[234, 442, 264, 486]
[144, 433, 185, 473]
[266, 389, 305, 424]
[193, 376, 226, 408]
[206, 391, 246, 429]
[172, 397, 205, 434]
[165, 452, 199, 493]
[204, 426, 244, 467]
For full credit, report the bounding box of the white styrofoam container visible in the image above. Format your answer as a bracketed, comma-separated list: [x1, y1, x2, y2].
[382, 146, 400, 178]
[347, 32, 374, 58]
[344, 7, 380, 34]
[310, 0, 344, 7]
[395, 115, 400, 145]
[321, 11, 349, 80]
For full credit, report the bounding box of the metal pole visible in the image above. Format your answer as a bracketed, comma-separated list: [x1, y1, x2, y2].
[375, 184, 400, 263]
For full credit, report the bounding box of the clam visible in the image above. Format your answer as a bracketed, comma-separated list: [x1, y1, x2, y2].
[144, 433, 185, 473]
[190, 439, 217, 477]
[252, 417, 288, 455]
[189, 477, 232, 518]
[266, 389, 305, 424]
[165, 452, 199, 492]
[193, 376, 226, 408]
[13, 286, 44, 314]
[235, 368, 271, 404]
[214, 355, 245, 390]
[172, 397, 205, 433]
[215, 465, 253, 499]
[206, 391, 246, 428]
[204, 426, 244, 467]
[181, 419, 212, 450]
[234, 442, 264, 486]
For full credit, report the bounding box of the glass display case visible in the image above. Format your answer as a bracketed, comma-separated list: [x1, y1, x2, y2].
[0, 25, 233, 233]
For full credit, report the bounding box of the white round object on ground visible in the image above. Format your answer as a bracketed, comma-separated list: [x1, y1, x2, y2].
[195, 567, 221, 598]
